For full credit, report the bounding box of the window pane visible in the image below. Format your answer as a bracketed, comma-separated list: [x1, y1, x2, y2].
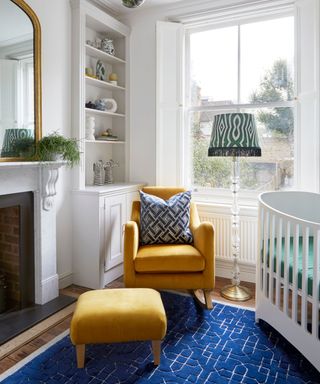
[190, 26, 238, 105]
[240, 17, 294, 103]
[190, 107, 294, 190]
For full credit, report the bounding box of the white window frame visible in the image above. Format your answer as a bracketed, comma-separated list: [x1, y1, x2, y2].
[184, 12, 296, 206]
[156, 0, 320, 206]
[18, 57, 34, 129]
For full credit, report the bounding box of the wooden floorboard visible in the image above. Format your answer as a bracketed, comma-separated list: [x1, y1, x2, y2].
[0, 277, 255, 375]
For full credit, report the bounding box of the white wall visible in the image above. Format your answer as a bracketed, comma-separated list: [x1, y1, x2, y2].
[26, 0, 73, 288]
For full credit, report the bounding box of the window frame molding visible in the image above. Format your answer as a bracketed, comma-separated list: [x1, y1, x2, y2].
[182, 5, 302, 205]
[156, 0, 319, 201]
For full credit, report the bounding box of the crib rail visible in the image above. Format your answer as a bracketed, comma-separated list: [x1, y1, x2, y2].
[256, 191, 320, 372]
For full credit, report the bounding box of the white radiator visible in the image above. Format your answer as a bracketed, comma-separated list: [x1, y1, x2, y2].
[197, 203, 258, 283]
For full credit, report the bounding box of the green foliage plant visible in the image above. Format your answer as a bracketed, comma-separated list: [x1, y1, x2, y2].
[37, 132, 80, 167]
[250, 59, 294, 136]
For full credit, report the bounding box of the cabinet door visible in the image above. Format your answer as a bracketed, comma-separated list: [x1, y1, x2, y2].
[104, 194, 126, 270]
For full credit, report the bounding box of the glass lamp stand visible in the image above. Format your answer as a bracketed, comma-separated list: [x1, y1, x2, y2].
[220, 156, 252, 301]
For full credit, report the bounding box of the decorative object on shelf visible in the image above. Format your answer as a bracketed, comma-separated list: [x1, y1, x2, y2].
[95, 37, 102, 49]
[94, 98, 106, 111]
[208, 113, 261, 302]
[93, 98, 118, 113]
[104, 159, 119, 184]
[101, 38, 115, 56]
[86, 39, 94, 46]
[93, 160, 105, 186]
[96, 59, 106, 81]
[85, 101, 96, 109]
[37, 132, 80, 167]
[102, 98, 117, 113]
[109, 72, 118, 85]
[85, 67, 97, 79]
[122, 0, 146, 8]
[1, 128, 34, 157]
[86, 116, 95, 140]
[96, 128, 118, 141]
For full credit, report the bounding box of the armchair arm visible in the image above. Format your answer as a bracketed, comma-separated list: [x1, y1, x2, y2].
[123, 221, 139, 287]
[193, 222, 215, 287]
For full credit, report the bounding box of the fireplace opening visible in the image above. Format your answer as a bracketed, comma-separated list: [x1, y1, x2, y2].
[0, 192, 34, 316]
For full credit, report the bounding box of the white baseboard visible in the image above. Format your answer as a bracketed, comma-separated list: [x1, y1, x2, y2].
[59, 272, 73, 289]
[103, 263, 123, 286]
[215, 257, 256, 283]
[37, 274, 59, 304]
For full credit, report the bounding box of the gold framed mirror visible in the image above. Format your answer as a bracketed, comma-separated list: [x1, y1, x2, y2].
[0, 0, 41, 161]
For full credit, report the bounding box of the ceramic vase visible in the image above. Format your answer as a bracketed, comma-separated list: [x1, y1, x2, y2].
[93, 160, 105, 186]
[101, 38, 115, 56]
[86, 116, 95, 140]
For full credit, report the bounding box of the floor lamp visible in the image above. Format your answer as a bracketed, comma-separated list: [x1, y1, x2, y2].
[208, 113, 261, 301]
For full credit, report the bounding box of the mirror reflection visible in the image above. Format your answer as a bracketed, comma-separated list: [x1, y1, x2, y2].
[0, 0, 34, 158]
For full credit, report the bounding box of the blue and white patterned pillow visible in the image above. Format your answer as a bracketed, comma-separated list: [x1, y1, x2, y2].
[140, 190, 193, 245]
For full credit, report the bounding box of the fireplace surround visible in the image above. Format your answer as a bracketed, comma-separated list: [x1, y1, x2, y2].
[0, 162, 78, 345]
[0, 162, 63, 305]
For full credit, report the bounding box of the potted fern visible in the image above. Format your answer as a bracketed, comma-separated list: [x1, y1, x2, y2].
[37, 132, 80, 167]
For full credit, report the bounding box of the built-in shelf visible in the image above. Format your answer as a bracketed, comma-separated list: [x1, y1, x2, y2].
[85, 108, 125, 118]
[85, 140, 125, 144]
[85, 44, 126, 64]
[85, 76, 125, 91]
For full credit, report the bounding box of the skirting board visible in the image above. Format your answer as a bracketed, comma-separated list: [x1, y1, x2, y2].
[215, 257, 256, 283]
[37, 274, 59, 305]
[103, 263, 123, 286]
[58, 272, 73, 289]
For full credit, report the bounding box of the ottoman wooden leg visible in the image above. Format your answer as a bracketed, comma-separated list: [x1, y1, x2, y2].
[152, 340, 161, 365]
[76, 344, 85, 368]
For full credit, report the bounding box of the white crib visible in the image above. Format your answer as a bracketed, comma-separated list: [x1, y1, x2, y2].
[256, 191, 320, 372]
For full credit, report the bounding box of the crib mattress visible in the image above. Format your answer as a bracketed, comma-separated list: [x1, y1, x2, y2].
[267, 236, 320, 297]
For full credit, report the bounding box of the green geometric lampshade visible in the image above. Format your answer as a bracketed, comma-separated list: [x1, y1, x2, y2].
[208, 113, 261, 157]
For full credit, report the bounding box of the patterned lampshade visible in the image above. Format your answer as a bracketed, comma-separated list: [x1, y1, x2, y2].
[208, 113, 261, 157]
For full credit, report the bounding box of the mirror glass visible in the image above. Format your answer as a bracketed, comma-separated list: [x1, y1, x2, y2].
[0, 0, 35, 158]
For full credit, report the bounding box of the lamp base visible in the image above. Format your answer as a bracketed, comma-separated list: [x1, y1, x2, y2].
[220, 284, 252, 302]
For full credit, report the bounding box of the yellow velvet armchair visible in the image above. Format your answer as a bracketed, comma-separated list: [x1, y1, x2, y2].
[123, 187, 215, 309]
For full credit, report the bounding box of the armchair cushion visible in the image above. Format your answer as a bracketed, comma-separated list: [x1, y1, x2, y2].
[140, 190, 193, 245]
[135, 244, 205, 273]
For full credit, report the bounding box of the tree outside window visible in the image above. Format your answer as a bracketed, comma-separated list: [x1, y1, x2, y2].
[188, 17, 294, 192]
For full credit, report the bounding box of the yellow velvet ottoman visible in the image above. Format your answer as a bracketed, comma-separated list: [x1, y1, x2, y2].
[70, 288, 167, 368]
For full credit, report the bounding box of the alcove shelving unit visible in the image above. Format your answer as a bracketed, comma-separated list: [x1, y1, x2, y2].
[71, 0, 142, 289]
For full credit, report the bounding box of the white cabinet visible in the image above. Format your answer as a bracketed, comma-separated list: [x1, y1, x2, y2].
[104, 193, 126, 270]
[72, 184, 142, 289]
[70, 2, 143, 288]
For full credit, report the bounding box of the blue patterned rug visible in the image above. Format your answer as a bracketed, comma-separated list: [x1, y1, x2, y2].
[2, 292, 320, 384]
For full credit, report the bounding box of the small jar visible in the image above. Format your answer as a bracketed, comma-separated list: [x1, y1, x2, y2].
[109, 72, 118, 85]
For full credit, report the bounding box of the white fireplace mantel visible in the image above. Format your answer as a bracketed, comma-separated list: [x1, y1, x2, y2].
[0, 161, 64, 304]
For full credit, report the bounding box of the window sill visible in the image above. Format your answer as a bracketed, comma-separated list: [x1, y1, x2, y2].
[192, 187, 260, 209]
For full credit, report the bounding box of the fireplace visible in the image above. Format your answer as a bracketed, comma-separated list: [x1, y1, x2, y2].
[0, 192, 34, 315]
[0, 162, 75, 345]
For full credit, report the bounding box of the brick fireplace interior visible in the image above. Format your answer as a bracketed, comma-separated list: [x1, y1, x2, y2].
[0, 192, 34, 315]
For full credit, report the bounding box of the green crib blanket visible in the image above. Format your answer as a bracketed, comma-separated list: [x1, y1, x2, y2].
[265, 236, 320, 297]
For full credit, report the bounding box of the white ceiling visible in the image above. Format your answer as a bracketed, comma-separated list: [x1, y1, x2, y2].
[92, 0, 185, 14]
